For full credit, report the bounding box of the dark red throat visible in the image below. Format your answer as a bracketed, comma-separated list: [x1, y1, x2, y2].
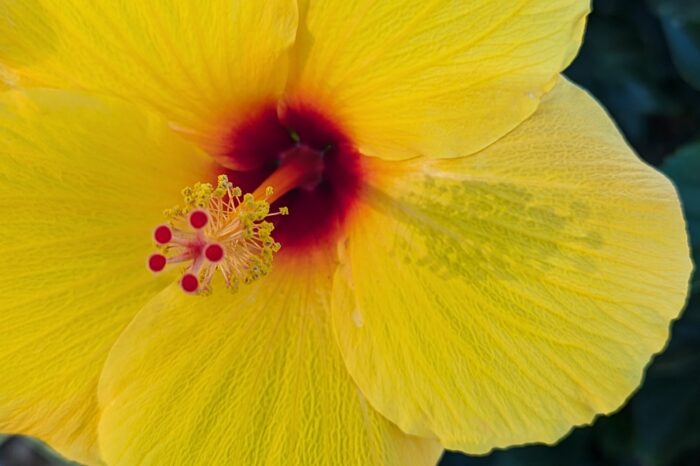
[221, 104, 364, 251]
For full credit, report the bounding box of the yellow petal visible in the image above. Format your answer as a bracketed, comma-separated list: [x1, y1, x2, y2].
[0, 64, 18, 89]
[332, 78, 692, 453]
[97, 249, 442, 466]
[288, 0, 589, 160]
[0, 0, 297, 153]
[0, 89, 211, 464]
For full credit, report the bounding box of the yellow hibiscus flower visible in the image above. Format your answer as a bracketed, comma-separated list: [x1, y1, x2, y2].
[0, 1, 692, 465]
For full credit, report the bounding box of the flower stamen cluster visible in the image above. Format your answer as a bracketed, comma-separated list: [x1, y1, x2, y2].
[147, 175, 287, 294]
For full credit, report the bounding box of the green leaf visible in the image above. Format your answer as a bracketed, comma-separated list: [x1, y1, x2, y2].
[662, 19, 700, 89]
[648, 0, 700, 22]
[649, 0, 700, 89]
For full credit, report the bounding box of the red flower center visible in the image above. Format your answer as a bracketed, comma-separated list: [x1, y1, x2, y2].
[221, 104, 364, 251]
[147, 104, 363, 294]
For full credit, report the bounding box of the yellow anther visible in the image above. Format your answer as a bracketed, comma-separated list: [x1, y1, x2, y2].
[155, 175, 288, 295]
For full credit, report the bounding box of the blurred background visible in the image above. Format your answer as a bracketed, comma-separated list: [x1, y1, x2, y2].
[1, 0, 699, 465]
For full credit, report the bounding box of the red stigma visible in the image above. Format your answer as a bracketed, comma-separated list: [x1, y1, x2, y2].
[154, 225, 173, 244]
[189, 210, 209, 229]
[146, 175, 281, 295]
[181, 273, 199, 293]
[204, 243, 224, 262]
[148, 253, 167, 272]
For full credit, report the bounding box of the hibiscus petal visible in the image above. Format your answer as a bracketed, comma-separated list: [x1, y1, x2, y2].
[0, 89, 211, 464]
[0, 0, 298, 153]
[332, 78, 692, 453]
[97, 249, 442, 466]
[288, 0, 589, 160]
